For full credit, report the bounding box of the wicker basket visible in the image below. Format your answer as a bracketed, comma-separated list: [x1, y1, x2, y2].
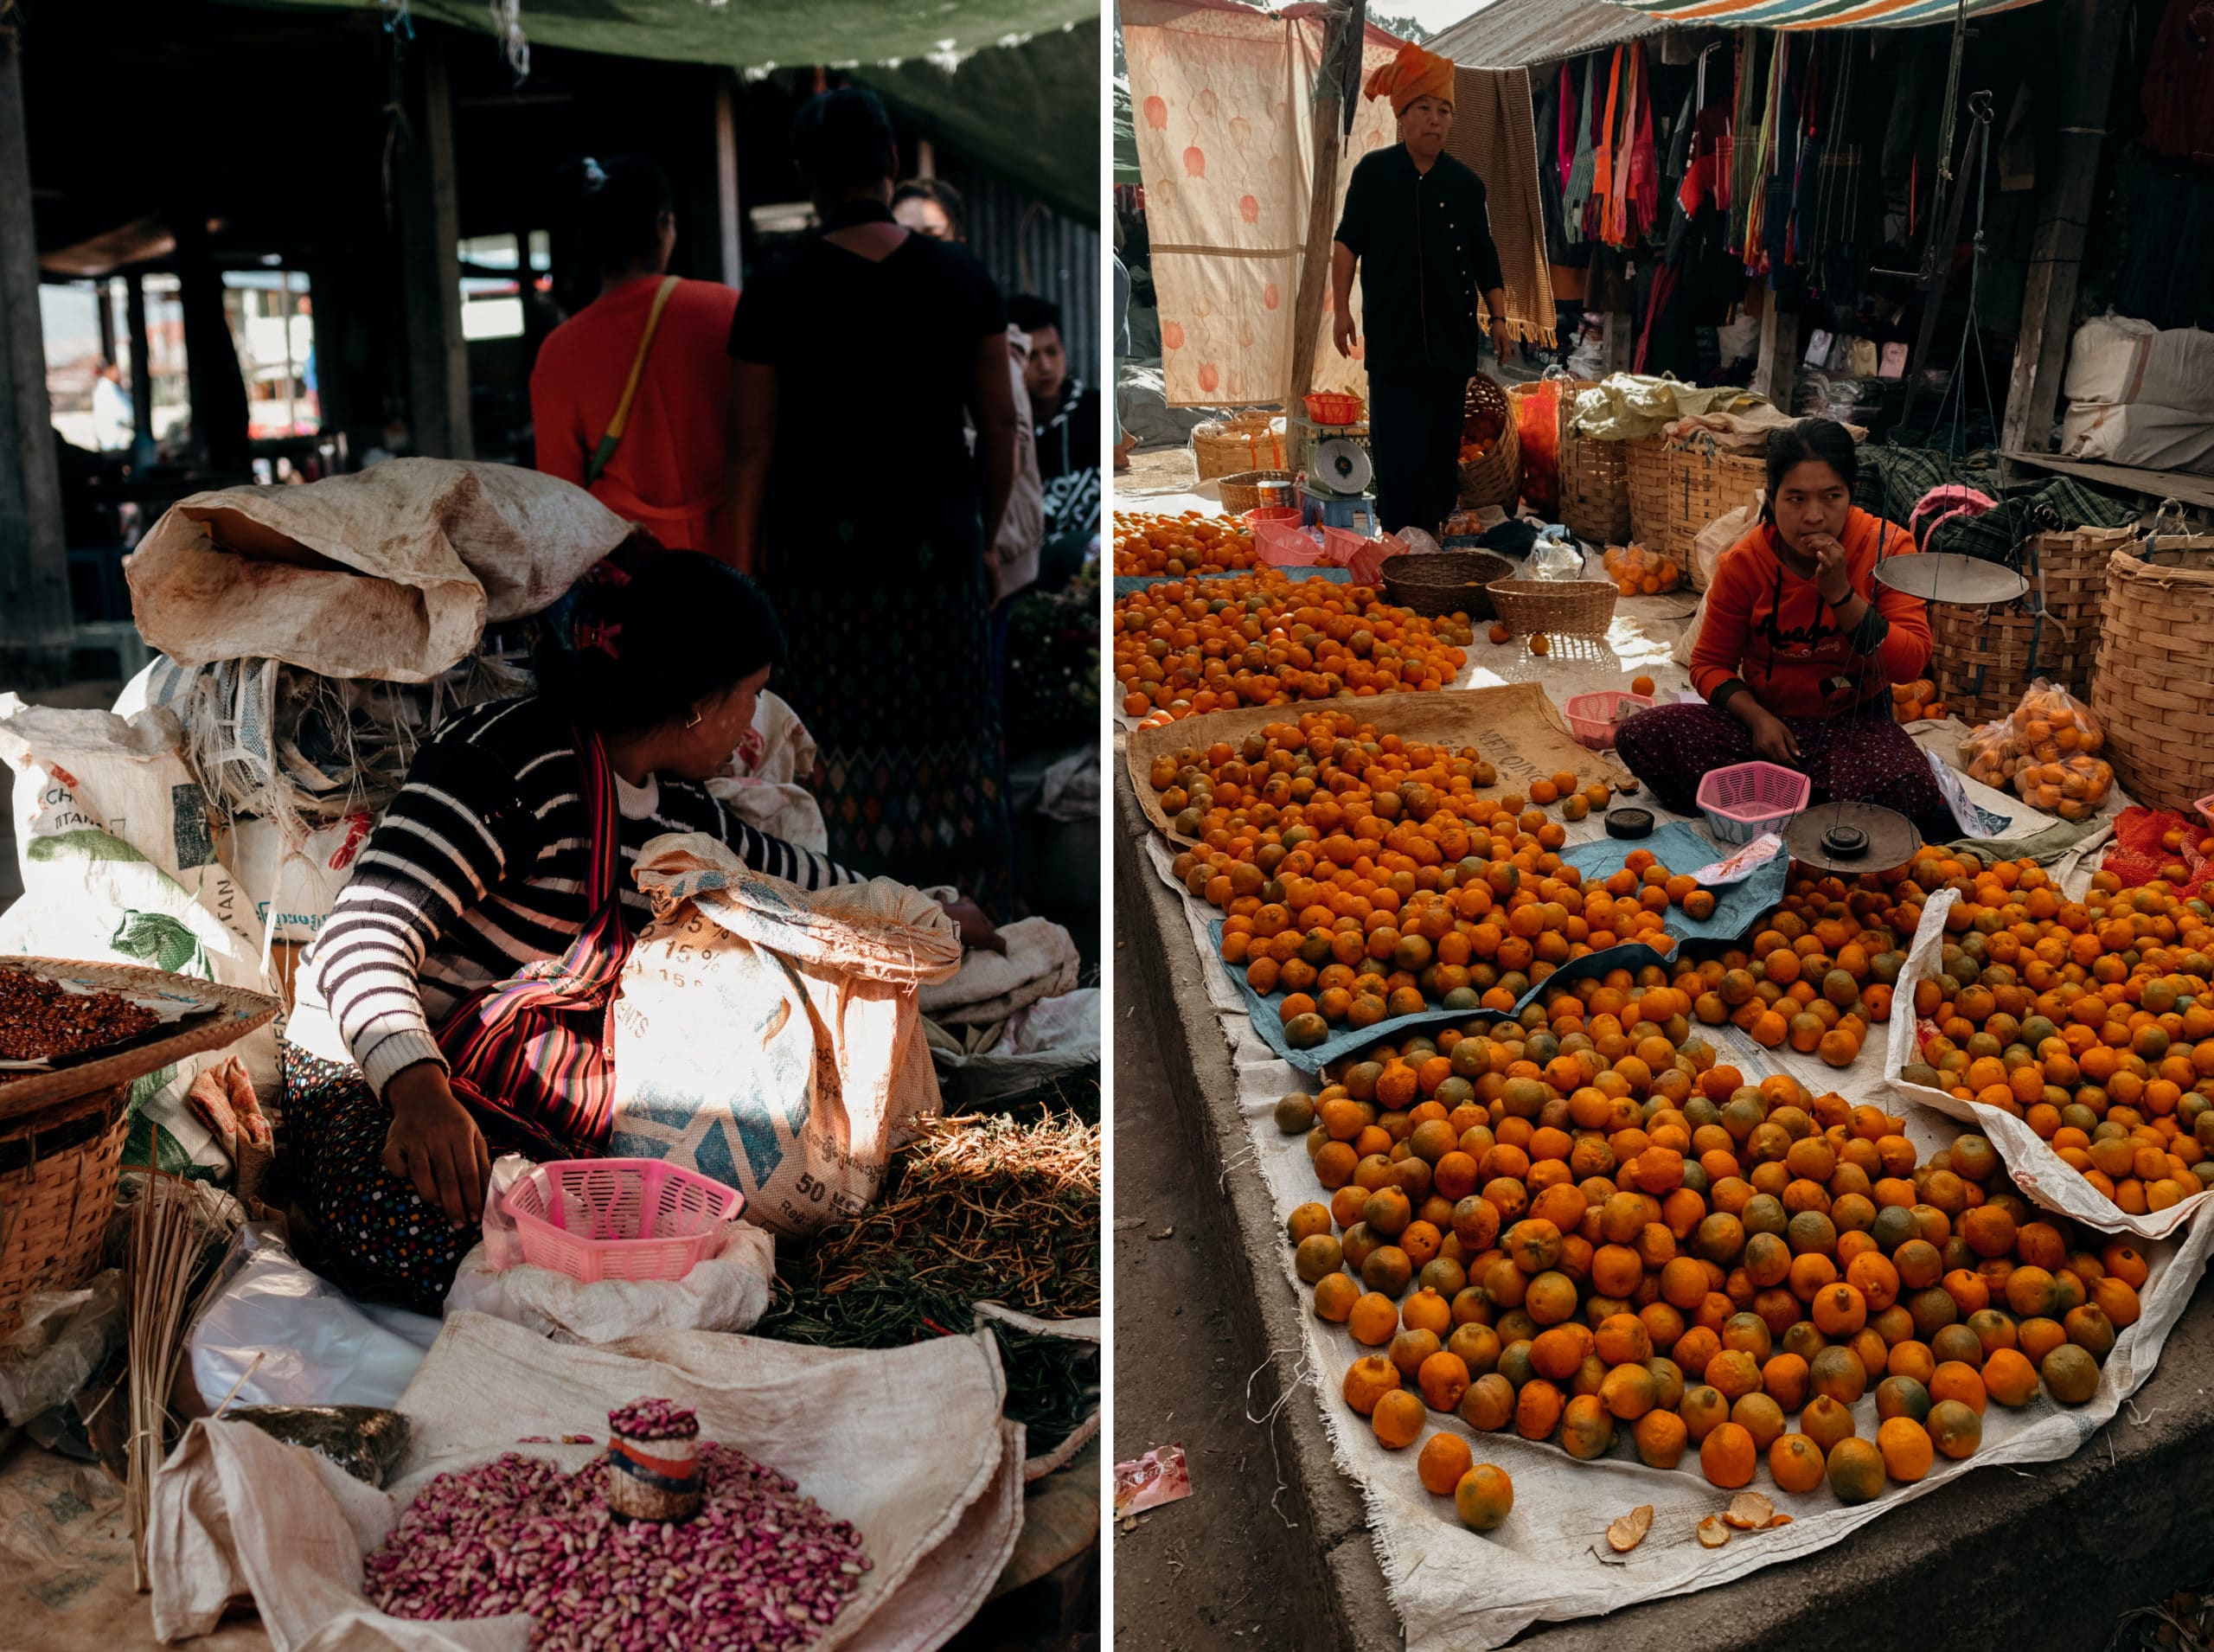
[0, 1083, 130, 1338]
[1624, 436, 1672, 547]
[1663, 437, 1767, 566]
[1486, 578, 1620, 639]
[1383, 550, 1515, 619]
[1456, 374, 1522, 510]
[1557, 380, 1632, 544]
[1216, 470, 1297, 514]
[1929, 525, 2127, 727]
[1193, 412, 1287, 480]
[2091, 522, 2214, 812]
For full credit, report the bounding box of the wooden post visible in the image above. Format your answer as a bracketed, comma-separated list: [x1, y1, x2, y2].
[713, 70, 744, 291]
[125, 272, 154, 446]
[1286, 1, 1357, 475]
[1753, 287, 1799, 407]
[1999, 0, 2128, 456]
[394, 31, 472, 460]
[174, 214, 252, 474]
[0, 24, 74, 685]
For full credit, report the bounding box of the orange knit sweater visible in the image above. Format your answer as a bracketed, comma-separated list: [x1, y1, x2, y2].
[1688, 508, 1933, 720]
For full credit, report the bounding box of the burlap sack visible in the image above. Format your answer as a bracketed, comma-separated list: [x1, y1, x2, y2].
[150, 1311, 1022, 1652]
[125, 461, 630, 682]
[609, 836, 963, 1239]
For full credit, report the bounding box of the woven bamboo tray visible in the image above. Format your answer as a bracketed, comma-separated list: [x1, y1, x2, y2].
[1193, 413, 1287, 480]
[2091, 527, 2214, 812]
[1557, 380, 1631, 544]
[1665, 437, 1767, 567]
[0, 958, 278, 1123]
[0, 1082, 130, 1338]
[1486, 578, 1620, 639]
[1930, 526, 2126, 727]
[1456, 374, 1522, 511]
[1624, 436, 1672, 547]
[1384, 550, 1515, 619]
[1216, 470, 1296, 514]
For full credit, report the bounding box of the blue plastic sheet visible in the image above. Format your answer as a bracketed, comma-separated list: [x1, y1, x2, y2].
[1562, 823, 1785, 944]
[1209, 917, 1486, 1075]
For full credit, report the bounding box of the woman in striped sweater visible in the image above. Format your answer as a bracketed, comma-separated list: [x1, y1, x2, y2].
[283, 553, 994, 1309]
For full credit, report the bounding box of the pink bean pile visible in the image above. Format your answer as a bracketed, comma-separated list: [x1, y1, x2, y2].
[363, 1446, 870, 1651]
[607, 1399, 698, 1442]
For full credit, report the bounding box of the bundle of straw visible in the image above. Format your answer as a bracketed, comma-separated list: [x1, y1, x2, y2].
[124, 1171, 215, 1590]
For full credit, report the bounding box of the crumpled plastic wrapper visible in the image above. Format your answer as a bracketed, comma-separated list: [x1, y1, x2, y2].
[227, 1405, 412, 1487]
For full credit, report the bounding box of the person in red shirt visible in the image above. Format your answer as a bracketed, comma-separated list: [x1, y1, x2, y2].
[530, 157, 740, 560]
[1616, 419, 1950, 835]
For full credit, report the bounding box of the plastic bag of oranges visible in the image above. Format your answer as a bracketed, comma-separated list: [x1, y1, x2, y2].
[2006, 678, 2103, 760]
[1959, 716, 2021, 791]
[1601, 542, 1681, 596]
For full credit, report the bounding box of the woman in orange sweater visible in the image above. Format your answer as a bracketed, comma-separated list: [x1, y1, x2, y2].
[530, 157, 740, 559]
[1616, 419, 1950, 833]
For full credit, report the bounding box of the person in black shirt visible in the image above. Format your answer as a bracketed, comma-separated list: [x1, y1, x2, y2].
[1008, 293, 1100, 560]
[1332, 42, 1511, 537]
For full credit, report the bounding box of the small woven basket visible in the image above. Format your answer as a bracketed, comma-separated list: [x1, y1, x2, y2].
[0, 1083, 130, 1338]
[2091, 516, 2214, 812]
[1931, 525, 2126, 727]
[1383, 550, 1515, 619]
[1667, 436, 1767, 567]
[1456, 374, 1522, 510]
[1557, 380, 1633, 544]
[1624, 435, 1673, 547]
[1217, 469, 1297, 515]
[1485, 577, 1620, 639]
[1193, 412, 1287, 480]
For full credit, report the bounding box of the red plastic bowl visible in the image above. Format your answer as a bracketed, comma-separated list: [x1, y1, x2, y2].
[1303, 391, 1366, 427]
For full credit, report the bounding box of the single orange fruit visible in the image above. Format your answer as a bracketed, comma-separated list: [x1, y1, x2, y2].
[1699, 1421, 1757, 1489]
[1633, 1407, 1689, 1469]
[1373, 1388, 1427, 1448]
[1455, 1463, 1513, 1530]
[1417, 1431, 1475, 1495]
[1877, 1416, 1934, 1482]
[1982, 1348, 2039, 1407]
[1769, 1431, 1827, 1494]
[1343, 1354, 1403, 1415]
[1827, 1436, 1885, 1504]
[1927, 1398, 1982, 1460]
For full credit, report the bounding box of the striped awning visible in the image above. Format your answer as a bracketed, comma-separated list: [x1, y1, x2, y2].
[1601, 0, 2044, 29]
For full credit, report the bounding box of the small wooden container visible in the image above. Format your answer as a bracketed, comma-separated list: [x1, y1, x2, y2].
[606, 1399, 701, 1522]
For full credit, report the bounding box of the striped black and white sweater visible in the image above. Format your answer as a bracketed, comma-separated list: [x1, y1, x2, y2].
[286, 695, 859, 1096]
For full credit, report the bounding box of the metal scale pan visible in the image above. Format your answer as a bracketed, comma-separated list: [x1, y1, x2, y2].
[1874, 553, 2029, 605]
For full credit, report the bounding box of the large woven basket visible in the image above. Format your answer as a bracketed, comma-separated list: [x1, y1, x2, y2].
[0, 1083, 130, 1338]
[1193, 413, 1287, 480]
[1384, 550, 1515, 619]
[1930, 525, 2126, 727]
[1486, 578, 1620, 639]
[1216, 470, 1297, 514]
[1665, 437, 1768, 567]
[2091, 521, 2214, 812]
[1624, 436, 1672, 547]
[1557, 380, 1632, 544]
[1456, 374, 1522, 510]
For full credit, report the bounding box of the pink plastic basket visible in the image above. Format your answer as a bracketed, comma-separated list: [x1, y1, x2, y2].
[1695, 761, 1811, 845]
[502, 1158, 742, 1284]
[1564, 691, 1654, 750]
[1244, 505, 1303, 529]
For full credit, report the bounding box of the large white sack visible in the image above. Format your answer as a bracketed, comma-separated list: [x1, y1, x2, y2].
[228, 812, 374, 945]
[609, 836, 963, 1239]
[0, 697, 277, 1173]
[150, 1310, 1023, 1652]
[2063, 313, 2214, 412]
[2059, 399, 2214, 473]
[125, 460, 630, 682]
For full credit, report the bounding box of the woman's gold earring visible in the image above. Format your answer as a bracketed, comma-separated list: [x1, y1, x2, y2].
[684, 710, 702, 730]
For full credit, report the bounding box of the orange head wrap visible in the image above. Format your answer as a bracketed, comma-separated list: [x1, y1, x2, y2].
[1363, 41, 1456, 118]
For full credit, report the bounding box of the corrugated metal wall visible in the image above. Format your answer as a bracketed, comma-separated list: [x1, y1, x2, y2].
[942, 163, 1101, 389]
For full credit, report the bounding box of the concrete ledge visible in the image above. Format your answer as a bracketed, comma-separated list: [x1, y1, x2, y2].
[1115, 753, 2214, 1652]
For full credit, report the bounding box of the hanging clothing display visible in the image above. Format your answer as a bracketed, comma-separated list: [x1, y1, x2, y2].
[2141, 0, 2214, 169]
[1564, 56, 1598, 242]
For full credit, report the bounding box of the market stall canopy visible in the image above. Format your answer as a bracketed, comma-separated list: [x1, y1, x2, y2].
[1597, 0, 2045, 29]
[227, 0, 1100, 222]
[1431, 0, 1666, 70]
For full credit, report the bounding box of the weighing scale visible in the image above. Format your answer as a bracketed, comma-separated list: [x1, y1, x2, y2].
[1293, 411, 1377, 535]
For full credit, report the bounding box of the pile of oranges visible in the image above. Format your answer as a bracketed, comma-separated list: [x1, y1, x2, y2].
[1114, 578, 1470, 727]
[1891, 680, 1948, 724]
[1111, 509, 1260, 579]
[1603, 544, 1684, 596]
[1277, 1010, 2147, 1526]
[1891, 856, 2214, 1216]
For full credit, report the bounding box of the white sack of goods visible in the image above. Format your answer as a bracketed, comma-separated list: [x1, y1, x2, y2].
[608, 836, 963, 1238]
[2063, 313, 2214, 413]
[704, 688, 829, 853]
[125, 459, 631, 683]
[2058, 400, 2214, 475]
[0, 698, 274, 1176]
[227, 812, 374, 945]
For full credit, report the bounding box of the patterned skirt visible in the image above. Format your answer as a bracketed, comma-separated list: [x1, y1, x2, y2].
[282, 1041, 548, 1313]
[765, 514, 1015, 915]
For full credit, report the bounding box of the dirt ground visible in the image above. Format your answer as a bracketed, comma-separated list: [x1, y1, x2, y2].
[1110, 923, 1326, 1651]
